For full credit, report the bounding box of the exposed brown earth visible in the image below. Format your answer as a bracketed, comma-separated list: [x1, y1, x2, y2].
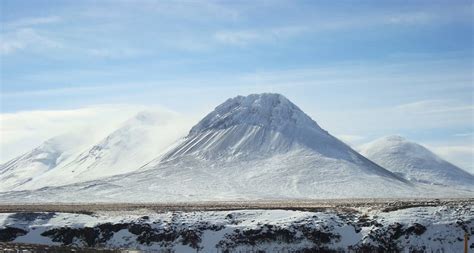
[0, 198, 471, 214]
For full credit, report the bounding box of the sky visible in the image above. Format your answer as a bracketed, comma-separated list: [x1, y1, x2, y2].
[0, 0, 473, 172]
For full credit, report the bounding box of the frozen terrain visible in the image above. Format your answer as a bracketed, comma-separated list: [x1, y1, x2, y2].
[0, 131, 97, 192]
[360, 136, 474, 188]
[1, 110, 189, 191]
[0, 200, 472, 252]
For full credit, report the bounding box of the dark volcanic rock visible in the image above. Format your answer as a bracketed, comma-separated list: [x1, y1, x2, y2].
[0, 227, 28, 242]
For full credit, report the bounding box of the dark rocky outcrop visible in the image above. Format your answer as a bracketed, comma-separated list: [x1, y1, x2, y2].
[0, 227, 28, 242]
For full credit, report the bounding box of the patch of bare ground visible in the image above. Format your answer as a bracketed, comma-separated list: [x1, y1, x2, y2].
[0, 198, 471, 214]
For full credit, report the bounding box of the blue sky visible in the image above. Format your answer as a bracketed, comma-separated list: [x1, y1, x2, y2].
[1, 0, 473, 171]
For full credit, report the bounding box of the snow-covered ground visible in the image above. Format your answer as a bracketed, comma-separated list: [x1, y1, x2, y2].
[1, 201, 472, 252]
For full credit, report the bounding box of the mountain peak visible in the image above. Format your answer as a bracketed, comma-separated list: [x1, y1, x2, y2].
[190, 93, 320, 135]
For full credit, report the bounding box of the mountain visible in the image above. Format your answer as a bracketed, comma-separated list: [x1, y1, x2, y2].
[0, 93, 421, 202]
[161, 93, 404, 178]
[360, 136, 474, 188]
[1, 110, 189, 191]
[0, 132, 93, 192]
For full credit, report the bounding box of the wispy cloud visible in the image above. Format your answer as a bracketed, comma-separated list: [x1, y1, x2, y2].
[3, 16, 62, 29]
[335, 134, 366, 146]
[0, 28, 63, 55]
[212, 6, 471, 47]
[396, 100, 474, 115]
[454, 132, 473, 137]
[1, 15, 64, 54]
[385, 12, 434, 25]
[85, 47, 147, 59]
[428, 144, 474, 173]
[214, 26, 308, 46]
[0, 105, 153, 161]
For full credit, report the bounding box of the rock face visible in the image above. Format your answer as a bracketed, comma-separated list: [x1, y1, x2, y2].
[360, 135, 474, 188]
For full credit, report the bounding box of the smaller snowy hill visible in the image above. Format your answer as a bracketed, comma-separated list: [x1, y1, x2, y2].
[14, 110, 189, 190]
[0, 132, 93, 192]
[360, 136, 474, 188]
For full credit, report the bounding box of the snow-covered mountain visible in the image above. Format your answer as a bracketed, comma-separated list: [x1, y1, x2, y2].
[1, 110, 190, 191]
[0, 132, 95, 192]
[163, 93, 378, 163]
[160, 93, 406, 180]
[360, 136, 474, 188]
[17, 110, 188, 189]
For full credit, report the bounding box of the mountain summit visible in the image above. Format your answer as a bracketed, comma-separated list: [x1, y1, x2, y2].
[163, 93, 331, 161]
[190, 93, 321, 134]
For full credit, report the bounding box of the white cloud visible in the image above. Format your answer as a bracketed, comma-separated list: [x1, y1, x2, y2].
[384, 12, 434, 25]
[1, 15, 64, 55]
[213, 6, 469, 47]
[335, 134, 366, 146]
[86, 47, 147, 59]
[396, 99, 474, 114]
[0, 28, 62, 55]
[4, 16, 62, 29]
[214, 30, 261, 45]
[0, 105, 145, 162]
[454, 132, 473, 137]
[214, 26, 308, 46]
[0, 39, 24, 54]
[428, 144, 474, 174]
[0, 104, 199, 164]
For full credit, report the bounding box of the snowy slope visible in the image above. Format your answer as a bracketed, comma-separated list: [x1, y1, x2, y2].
[0, 132, 96, 192]
[161, 94, 402, 179]
[0, 110, 190, 192]
[360, 136, 474, 188]
[151, 94, 411, 198]
[13, 110, 189, 190]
